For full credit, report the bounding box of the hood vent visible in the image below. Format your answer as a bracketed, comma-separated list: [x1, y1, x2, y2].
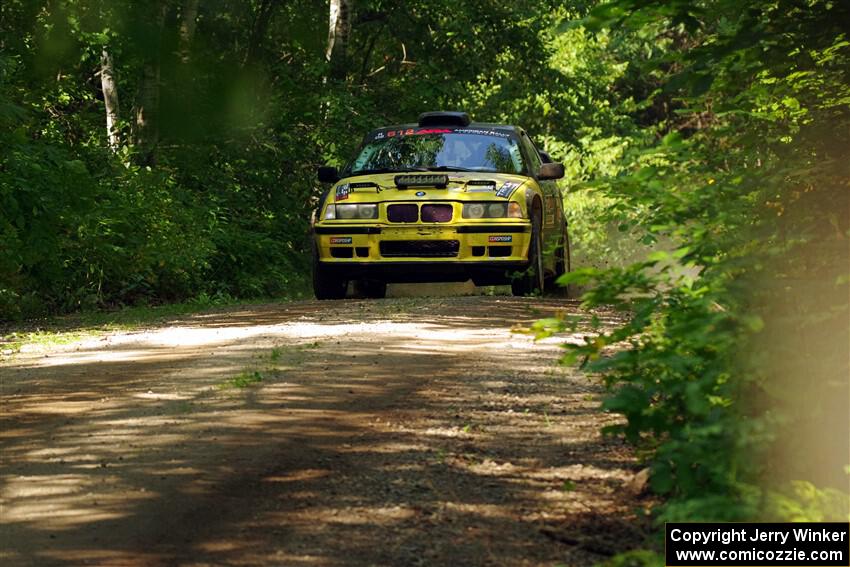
[350, 181, 379, 190]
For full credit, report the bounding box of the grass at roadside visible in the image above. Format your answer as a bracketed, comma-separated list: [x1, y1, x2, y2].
[219, 370, 265, 389]
[217, 343, 322, 390]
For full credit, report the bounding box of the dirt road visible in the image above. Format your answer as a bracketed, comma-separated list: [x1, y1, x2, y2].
[1, 295, 648, 566]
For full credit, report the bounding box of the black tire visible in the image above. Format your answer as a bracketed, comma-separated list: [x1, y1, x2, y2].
[562, 227, 575, 298]
[545, 224, 572, 293]
[511, 213, 545, 296]
[353, 279, 387, 299]
[312, 243, 347, 300]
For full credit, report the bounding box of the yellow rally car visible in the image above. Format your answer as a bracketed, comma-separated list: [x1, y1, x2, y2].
[311, 111, 570, 299]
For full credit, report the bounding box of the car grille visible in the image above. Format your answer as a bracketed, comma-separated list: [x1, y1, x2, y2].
[421, 204, 453, 223]
[386, 203, 454, 223]
[387, 204, 419, 223]
[380, 240, 460, 258]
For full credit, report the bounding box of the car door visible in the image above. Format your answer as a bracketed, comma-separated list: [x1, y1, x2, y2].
[519, 132, 562, 273]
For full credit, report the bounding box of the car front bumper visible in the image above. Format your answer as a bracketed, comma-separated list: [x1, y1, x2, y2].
[313, 222, 532, 283]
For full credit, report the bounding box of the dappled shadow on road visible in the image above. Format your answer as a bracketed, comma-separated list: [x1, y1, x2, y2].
[0, 296, 643, 566]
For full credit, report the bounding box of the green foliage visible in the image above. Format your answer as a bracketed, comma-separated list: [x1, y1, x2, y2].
[766, 481, 850, 523]
[220, 370, 264, 389]
[0, 87, 226, 315]
[0, 1, 319, 319]
[597, 549, 664, 567]
[1, 0, 569, 320]
[545, 0, 850, 526]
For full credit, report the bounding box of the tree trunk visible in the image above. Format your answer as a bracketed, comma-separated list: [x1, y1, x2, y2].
[326, 0, 352, 80]
[135, 64, 160, 166]
[100, 47, 121, 152]
[358, 22, 383, 83]
[244, 0, 279, 66]
[133, 1, 167, 166]
[177, 0, 200, 64]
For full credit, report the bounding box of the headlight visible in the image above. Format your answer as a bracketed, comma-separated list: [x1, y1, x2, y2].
[337, 204, 359, 219]
[358, 204, 378, 219]
[464, 203, 486, 219]
[324, 204, 378, 220]
[463, 202, 524, 219]
[487, 203, 506, 217]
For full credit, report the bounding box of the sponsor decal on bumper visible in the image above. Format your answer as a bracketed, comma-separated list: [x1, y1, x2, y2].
[329, 237, 353, 244]
[488, 235, 513, 243]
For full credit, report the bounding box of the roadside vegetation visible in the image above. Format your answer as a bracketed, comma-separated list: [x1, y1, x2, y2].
[1, 0, 847, 562]
[537, 0, 850, 548]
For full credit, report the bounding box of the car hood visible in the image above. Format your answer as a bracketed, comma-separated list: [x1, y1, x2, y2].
[328, 172, 529, 203]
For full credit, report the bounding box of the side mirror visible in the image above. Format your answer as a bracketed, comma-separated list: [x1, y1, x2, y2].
[317, 166, 340, 183]
[539, 150, 553, 163]
[538, 162, 565, 180]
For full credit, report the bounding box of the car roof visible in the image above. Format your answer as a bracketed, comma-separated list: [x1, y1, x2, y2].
[368, 122, 522, 135]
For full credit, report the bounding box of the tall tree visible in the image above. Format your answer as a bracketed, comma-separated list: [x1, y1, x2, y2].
[100, 47, 121, 151]
[326, 0, 352, 80]
[245, 0, 279, 66]
[133, 0, 167, 166]
[177, 0, 200, 64]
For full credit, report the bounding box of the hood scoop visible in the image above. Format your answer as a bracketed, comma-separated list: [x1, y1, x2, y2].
[464, 179, 497, 192]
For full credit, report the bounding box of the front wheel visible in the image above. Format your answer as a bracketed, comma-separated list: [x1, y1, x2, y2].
[312, 244, 347, 300]
[511, 215, 544, 296]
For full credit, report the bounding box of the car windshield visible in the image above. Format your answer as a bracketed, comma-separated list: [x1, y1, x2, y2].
[345, 130, 524, 176]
